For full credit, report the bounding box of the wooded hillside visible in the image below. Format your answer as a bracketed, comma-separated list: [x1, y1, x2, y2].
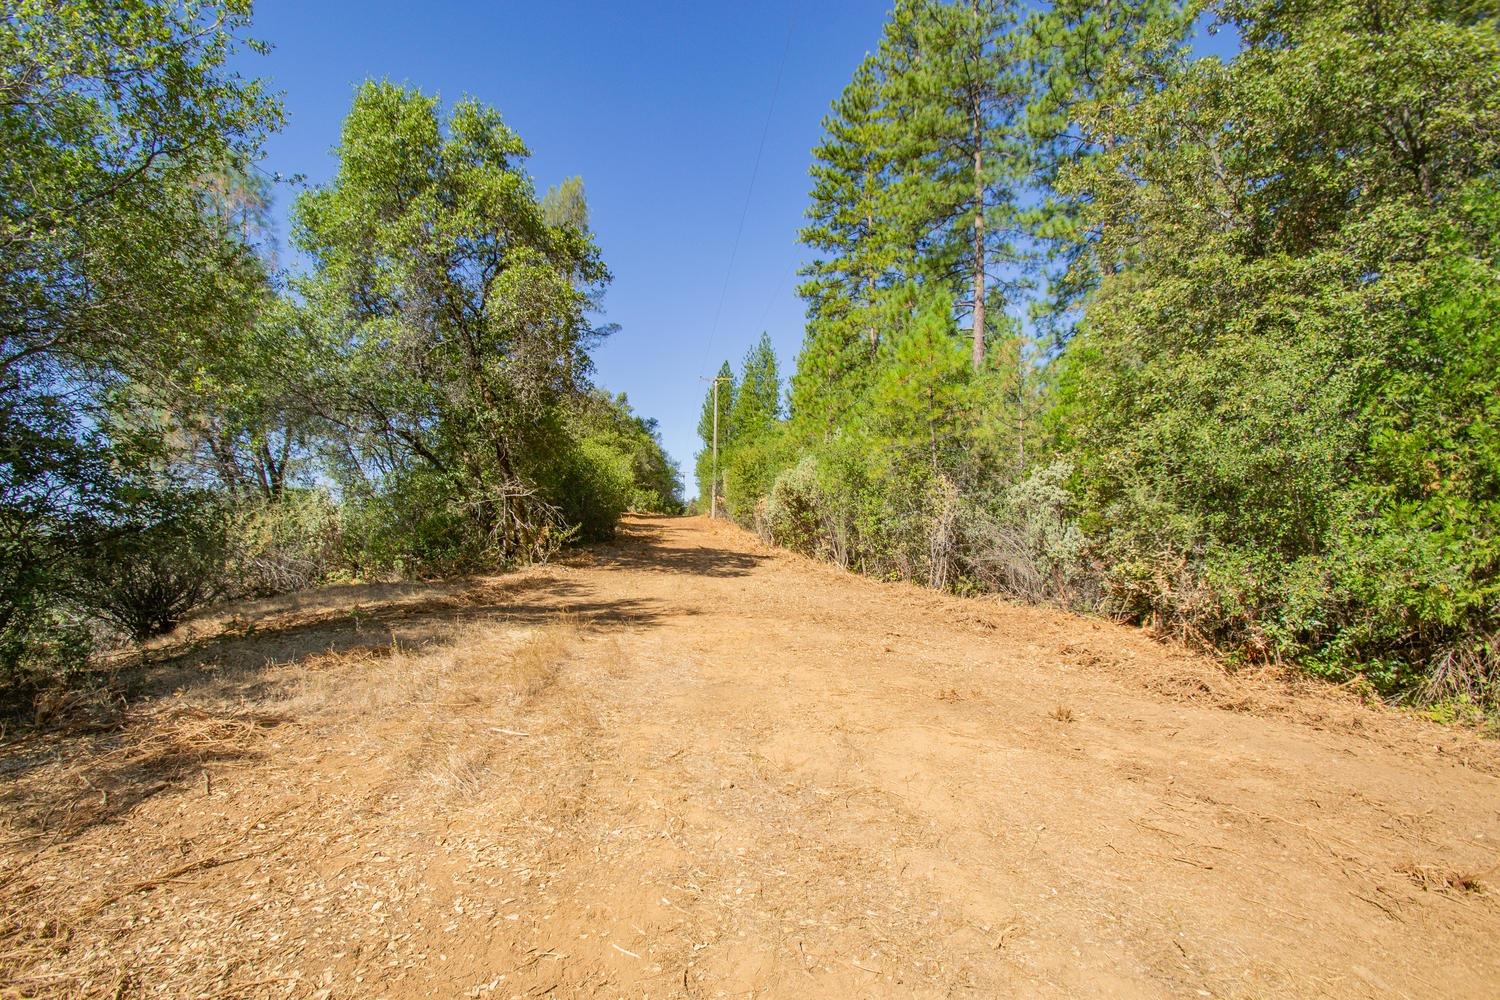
[1, 2, 681, 711]
[697, 0, 1500, 715]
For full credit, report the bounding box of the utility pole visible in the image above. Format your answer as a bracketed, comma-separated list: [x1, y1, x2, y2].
[712, 377, 721, 520]
[700, 374, 731, 519]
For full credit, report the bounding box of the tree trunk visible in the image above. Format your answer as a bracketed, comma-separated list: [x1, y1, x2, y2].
[864, 166, 879, 352]
[255, 441, 276, 499]
[866, 263, 878, 353]
[971, 122, 986, 372]
[969, 0, 987, 372]
[1100, 132, 1118, 278]
[1017, 405, 1026, 469]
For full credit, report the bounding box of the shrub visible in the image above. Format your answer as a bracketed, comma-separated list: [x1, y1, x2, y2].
[340, 467, 573, 580]
[0, 599, 93, 717]
[551, 437, 636, 542]
[227, 490, 344, 596]
[761, 456, 825, 555]
[340, 479, 443, 580]
[956, 462, 1092, 606]
[723, 426, 796, 526]
[69, 507, 231, 640]
[807, 433, 885, 571]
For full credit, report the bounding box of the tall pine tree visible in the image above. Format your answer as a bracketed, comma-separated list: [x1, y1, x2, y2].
[794, 55, 898, 436]
[880, 0, 1032, 370]
[1022, 0, 1191, 338]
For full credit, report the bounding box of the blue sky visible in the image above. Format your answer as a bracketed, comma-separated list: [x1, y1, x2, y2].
[236, 0, 891, 496]
[236, 2, 1237, 498]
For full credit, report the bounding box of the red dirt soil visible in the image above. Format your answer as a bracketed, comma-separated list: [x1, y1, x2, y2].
[3, 514, 1498, 998]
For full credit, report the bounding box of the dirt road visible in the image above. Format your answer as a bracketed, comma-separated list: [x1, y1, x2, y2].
[4, 515, 1498, 998]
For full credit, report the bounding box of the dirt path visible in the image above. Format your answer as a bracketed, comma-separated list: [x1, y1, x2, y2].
[4, 515, 1499, 998]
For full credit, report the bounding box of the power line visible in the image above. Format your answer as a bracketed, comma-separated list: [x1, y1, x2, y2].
[701, 1, 799, 372]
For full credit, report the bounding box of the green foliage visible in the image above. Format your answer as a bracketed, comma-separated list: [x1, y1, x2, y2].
[748, 0, 1500, 713]
[336, 469, 495, 580]
[969, 462, 1090, 604]
[1020, 0, 1192, 334]
[1, 0, 281, 705]
[736, 0, 1067, 609]
[541, 175, 590, 232]
[761, 456, 828, 556]
[730, 334, 783, 444]
[866, 287, 973, 471]
[795, 54, 897, 431]
[568, 389, 684, 518]
[724, 424, 796, 526]
[1056, 0, 1500, 700]
[69, 498, 232, 641]
[6, 0, 1496, 722]
[697, 336, 790, 523]
[695, 362, 736, 507]
[293, 80, 639, 568]
[554, 438, 636, 542]
[227, 490, 345, 596]
[0, 11, 674, 711]
[1322, 194, 1500, 699]
[168, 293, 316, 501]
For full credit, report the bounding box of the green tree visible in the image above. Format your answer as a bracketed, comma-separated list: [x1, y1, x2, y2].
[776, 2, 1065, 592]
[868, 288, 973, 473]
[879, 0, 1032, 370]
[719, 335, 788, 520]
[294, 81, 611, 564]
[1, 0, 280, 694]
[167, 295, 316, 500]
[541, 175, 590, 232]
[1057, 0, 1500, 695]
[572, 389, 683, 514]
[795, 56, 900, 434]
[730, 334, 782, 445]
[1021, 0, 1191, 338]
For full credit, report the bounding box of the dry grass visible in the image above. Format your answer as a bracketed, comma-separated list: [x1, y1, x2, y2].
[1397, 862, 1489, 895]
[281, 614, 578, 716]
[279, 614, 584, 803]
[1051, 704, 1076, 723]
[1, 702, 290, 844]
[0, 603, 589, 997]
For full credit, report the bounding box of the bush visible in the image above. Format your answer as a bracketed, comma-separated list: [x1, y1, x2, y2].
[0, 599, 93, 717]
[339, 468, 573, 579]
[227, 490, 343, 596]
[70, 507, 231, 640]
[806, 433, 886, 572]
[1057, 187, 1500, 705]
[745, 444, 1099, 610]
[761, 456, 826, 555]
[551, 437, 636, 542]
[339, 475, 454, 580]
[567, 390, 684, 515]
[722, 427, 796, 526]
[956, 462, 1092, 606]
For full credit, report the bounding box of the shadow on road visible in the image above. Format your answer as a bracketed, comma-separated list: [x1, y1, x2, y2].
[587, 516, 767, 578]
[0, 571, 677, 844]
[133, 573, 673, 699]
